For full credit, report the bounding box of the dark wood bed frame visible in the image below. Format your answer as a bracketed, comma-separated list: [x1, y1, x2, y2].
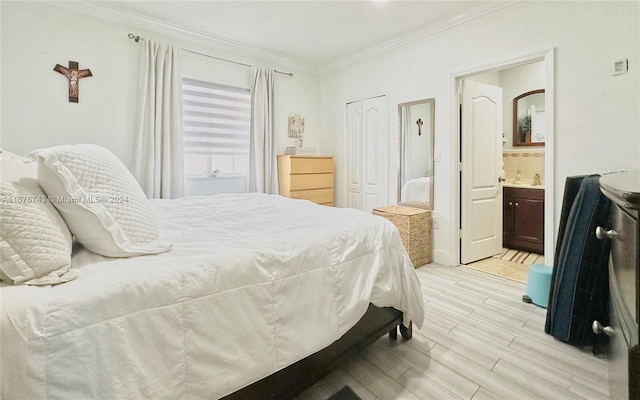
[223, 304, 412, 400]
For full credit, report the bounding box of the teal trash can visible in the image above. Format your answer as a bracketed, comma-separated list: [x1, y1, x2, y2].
[525, 264, 553, 308]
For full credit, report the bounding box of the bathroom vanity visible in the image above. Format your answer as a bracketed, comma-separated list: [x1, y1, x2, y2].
[503, 185, 544, 254]
[597, 171, 639, 400]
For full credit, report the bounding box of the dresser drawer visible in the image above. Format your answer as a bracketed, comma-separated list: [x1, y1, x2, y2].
[277, 155, 334, 206]
[610, 284, 631, 400]
[599, 171, 640, 400]
[610, 259, 639, 400]
[290, 173, 333, 191]
[610, 203, 637, 324]
[290, 157, 333, 174]
[290, 188, 334, 204]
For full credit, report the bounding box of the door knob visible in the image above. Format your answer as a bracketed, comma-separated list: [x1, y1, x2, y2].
[592, 320, 614, 336]
[595, 226, 617, 240]
[498, 177, 506, 183]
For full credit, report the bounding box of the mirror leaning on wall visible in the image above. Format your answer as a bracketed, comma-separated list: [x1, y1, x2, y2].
[398, 98, 435, 210]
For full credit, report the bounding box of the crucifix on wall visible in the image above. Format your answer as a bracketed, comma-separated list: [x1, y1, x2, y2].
[416, 118, 424, 136]
[53, 61, 92, 103]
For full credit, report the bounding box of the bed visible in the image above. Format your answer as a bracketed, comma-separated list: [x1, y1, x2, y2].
[400, 176, 431, 205]
[0, 145, 425, 399]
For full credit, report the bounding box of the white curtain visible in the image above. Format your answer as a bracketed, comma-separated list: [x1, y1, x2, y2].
[132, 39, 184, 199]
[248, 67, 278, 194]
[400, 106, 413, 186]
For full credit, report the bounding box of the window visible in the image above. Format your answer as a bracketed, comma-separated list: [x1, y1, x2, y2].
[182, 78, 251, 177]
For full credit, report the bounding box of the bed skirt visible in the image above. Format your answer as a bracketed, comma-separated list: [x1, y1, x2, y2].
[223, 304, 408, 400]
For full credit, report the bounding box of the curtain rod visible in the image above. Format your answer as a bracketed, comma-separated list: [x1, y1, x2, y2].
[127, 33, 293, 77]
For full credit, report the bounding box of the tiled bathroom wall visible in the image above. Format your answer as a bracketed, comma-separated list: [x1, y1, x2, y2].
[502, 150, 545, 184]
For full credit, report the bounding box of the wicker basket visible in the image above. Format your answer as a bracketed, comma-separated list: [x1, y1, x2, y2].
[373, 205, 432, 268]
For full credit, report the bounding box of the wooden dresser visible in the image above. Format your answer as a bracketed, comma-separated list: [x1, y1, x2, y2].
[277, 155, 334, 206]
[598, 171, 639, 400]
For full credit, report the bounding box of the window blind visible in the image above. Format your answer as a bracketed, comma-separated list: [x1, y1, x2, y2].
[182, 78, 251, 157]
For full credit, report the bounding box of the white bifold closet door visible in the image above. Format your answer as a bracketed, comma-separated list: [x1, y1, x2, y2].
[345, 95, 388, 213]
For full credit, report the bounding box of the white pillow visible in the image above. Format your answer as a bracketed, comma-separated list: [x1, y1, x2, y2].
[26, 144, 172, 257]
[0, 150, 76, 285]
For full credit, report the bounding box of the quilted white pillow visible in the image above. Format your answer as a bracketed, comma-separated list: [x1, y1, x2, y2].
[0, 150, 76, 285]
[26, 144, 172, 257]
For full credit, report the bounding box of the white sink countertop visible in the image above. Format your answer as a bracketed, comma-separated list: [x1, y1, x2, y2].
[503, 181, 545, 189]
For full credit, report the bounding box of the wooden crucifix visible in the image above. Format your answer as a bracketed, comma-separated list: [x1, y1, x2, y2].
[416, 118, 424, 136]
[53, 61, 92, 103]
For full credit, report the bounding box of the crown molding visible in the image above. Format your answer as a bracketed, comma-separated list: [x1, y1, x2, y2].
[42, 0, 517, 76]
[319, 1, 518, 74]
[42, 0, 320, 75]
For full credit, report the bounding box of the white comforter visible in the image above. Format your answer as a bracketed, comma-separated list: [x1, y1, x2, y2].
[1, 193, 424, 399]
[401, 176, 431, 204]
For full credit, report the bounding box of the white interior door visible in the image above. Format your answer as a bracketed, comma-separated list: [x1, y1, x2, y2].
[346, 101, 362, 209]
[345, 95, 388, 212]
[460, 79, 503, 264]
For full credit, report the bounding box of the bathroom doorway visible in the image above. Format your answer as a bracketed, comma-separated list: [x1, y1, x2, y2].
[454, 49, 555, 270]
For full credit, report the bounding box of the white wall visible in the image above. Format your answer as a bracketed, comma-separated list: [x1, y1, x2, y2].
[468, 63, 546, 149]
[0, 1, 320, 172]
[498, 61, 546, 149]
[319, 1, 640, 266]
[1, 1, 138, 166]
[3, 1, 638, 267]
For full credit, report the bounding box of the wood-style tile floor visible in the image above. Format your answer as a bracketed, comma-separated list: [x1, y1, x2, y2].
[296, 264, 611, 400]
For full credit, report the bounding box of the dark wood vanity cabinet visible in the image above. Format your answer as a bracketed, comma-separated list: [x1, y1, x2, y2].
[598, 172, 639, 400]
[503, 187, 544, 254]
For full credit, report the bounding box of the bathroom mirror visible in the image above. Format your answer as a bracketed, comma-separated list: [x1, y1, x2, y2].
[513, 89, 545, 146]
[398, 98, 435, 209]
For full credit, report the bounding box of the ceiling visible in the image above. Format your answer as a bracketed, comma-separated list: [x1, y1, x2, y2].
[93, 1, 509, 68]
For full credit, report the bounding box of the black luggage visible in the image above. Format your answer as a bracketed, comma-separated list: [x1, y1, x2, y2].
[545, 175, 613, 352]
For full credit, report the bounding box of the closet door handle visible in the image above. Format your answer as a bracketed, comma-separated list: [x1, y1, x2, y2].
[595, 226, 617, 240]
[514, 202, 519, 206]
[508, 201, 513, 206]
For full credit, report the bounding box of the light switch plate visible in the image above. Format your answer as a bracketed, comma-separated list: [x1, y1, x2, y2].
[611, 58, 628, 76]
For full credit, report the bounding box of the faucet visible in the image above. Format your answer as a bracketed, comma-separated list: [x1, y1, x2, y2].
[533, 173, 541, 186]
[514, 169, 522, 184]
